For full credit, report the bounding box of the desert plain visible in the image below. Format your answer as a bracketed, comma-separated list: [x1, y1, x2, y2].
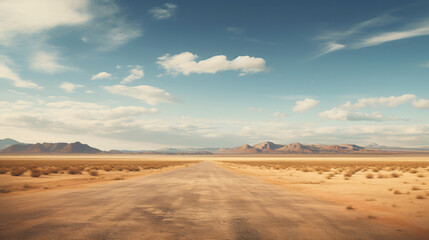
[0, 153, 428, 239]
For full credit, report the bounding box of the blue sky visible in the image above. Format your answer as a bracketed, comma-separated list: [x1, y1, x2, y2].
[0, 0, 428, 150]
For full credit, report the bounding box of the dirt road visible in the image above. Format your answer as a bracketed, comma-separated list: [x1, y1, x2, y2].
[0, 162, 421, 239]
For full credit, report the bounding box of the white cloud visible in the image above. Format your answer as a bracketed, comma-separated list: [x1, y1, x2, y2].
[157, 52, 266, 76]
[412, 99, 429, 109]
[0, 63, 42, 89]
[86, 90, 94, 94]
[319, 108, 383, 121]
[116, 65, 122, 69]
[60, 82, 83, 93]
[30, 51, 73, 74]
[91, 72, 112, 80]
[356, 21, 429, 48]
[149, 3, 177, 20]
[312, 42, 345, 59]
[103, 85, 176, 105]
[292, 98, 319, 113]
[122, 65, 144, 84]
[0, 0, 90, 45]
[342, 94, 416, 109]
[420, 62, 429, 68]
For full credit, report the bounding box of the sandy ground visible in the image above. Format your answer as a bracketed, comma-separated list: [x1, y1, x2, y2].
[0, 161, 423, 240]
[218, 159, 429, 236]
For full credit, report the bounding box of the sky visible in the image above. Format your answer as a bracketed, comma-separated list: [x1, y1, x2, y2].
[0, 0, 429, 150]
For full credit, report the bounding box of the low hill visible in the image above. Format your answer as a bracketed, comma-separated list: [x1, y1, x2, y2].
[217, 141, 371, 154]
[1, 142, 101, 154]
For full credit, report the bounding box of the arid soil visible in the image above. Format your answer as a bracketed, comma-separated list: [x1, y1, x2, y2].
[0, 159, 425, 240]
[219, 158, 429, 237]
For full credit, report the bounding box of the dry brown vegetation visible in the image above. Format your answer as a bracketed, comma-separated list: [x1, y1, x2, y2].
[0, 160, 198, 194]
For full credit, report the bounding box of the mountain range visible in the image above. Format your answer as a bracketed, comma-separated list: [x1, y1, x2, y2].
[1, 142, 101, 154]
[217, 142, 371, 154]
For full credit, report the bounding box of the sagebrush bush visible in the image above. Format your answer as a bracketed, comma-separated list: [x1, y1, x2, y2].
[366, 173, 374, 179]
[0, 168, 8, 174]
[68, 167, 81, 175]
[11, 168, 26, 176]
[31, 169, 42, 177]
[89, 170, 99, 176]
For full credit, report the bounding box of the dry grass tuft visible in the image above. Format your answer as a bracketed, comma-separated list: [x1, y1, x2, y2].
[417, 174, 425, 178]
[368, 215, 376, 219]
[411, 186, 422, 191]
[346, 205, 354, 210]
[416, 195, 426, 199]
[393, 190, 402, 194]
[89, 170, 99, 176]
[0, 168, 8, 174]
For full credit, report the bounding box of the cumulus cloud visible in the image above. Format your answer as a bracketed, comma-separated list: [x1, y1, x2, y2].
[91, 72, 112, 80]
[149, 3, 177, 20]
[342, 94, 416, 109]
[157, 52, 266, 76]
[30, 51, 73, 74]
[60, 82, 83, 93]
[319, 108, 383, 121]
[0, 0, 90, 45]
[103, 85, 176, 105]
[292, 98, 319, 113]
[412, 99, 429, 109]
[0, 63, 42, 89]
[122, 65, 144, 84]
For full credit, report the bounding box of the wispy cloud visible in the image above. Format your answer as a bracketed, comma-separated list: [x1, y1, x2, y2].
[0, 63, 42, 89]
[150, 3, 177, 20]
[354, 20, 429, 48]
[226, 27, 245, 34]
[311, 42, 345, 59]
[342, 94, 416, 109]
[157, 52, 266, 76]
[103, 85, 176, 105]
[30, 51, 74, 74]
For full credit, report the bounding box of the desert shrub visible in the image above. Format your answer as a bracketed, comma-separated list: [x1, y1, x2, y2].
[417, 174, 425, 178]
[89, 170, 99, 176]
[366, 173, 374, 179]
[68, 167, 81, 175]
[346, 205, 354, 210]
[411, 186, 422, 191]
[30, 169, 42, 177]
[42, 169, 50, 175]
[103, 166, 112, 171]
[48, 167, 59, 173]
[409, 169, 418, 174]
[378, 173, 388, 178]
[393, 190, 401, 194]
[11, 168, 26, 176]
[114, 176, 124, 180]
[391, 172, 400, 178]
[416, 195, 426, 199]
[0, 168, 8, 174]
